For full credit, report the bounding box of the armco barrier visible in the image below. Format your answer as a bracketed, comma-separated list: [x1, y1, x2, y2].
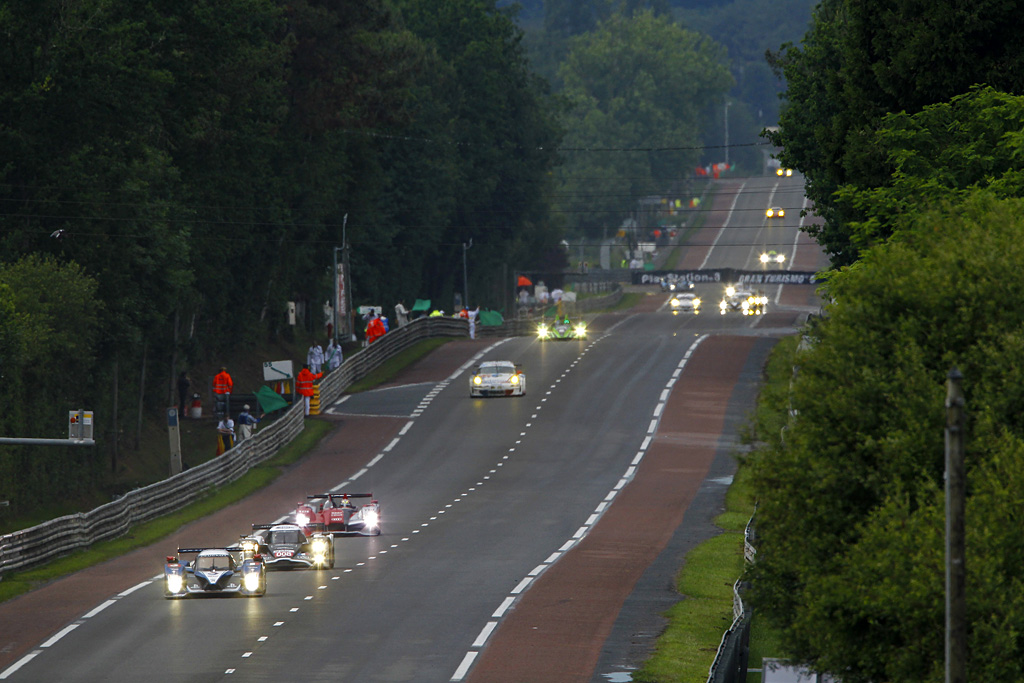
[0, 316, 468, 580]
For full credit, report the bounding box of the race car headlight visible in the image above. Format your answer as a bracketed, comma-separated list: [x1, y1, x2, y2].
[242, 540, 258, 553]
[537, 325, 548, 338]
[742, 300, 750, 310]
[243, 571, 261, 592]
[311, 538, 328, 553]
[670, 297, 680, 306]
[473, 375, 483, 386]
[760, 253, 770, 264]
[509, 374, 519, 385]
[363, 509, 379, 528]
[778, 209, 785, 217]
[693, 298, 701, 307]
[166, 573, 184, 594]
[574, 324, 587, 336]
[725, 286, 735, 297]
[776, 254, 785, 263]
[719, 300, 727, 310]
[296, 513, 310, 527]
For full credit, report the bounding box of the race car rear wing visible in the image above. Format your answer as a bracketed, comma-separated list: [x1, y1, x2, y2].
[176, 547, 234, 554]
[251, 523, 293, 531]
[308, 493, 373, 499]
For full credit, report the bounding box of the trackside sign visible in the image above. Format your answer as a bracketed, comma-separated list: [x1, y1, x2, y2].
[634, 269, 824, 286]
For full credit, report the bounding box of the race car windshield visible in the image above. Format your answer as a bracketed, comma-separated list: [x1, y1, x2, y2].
[196, 555, 233, 571]
[480, 363, 513, 374]
[269, 530, 303, 545]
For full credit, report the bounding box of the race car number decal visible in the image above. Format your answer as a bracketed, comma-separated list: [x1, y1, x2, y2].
[274, 550, 294, 558]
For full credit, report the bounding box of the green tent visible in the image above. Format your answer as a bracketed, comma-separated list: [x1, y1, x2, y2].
[411, 299, 431, 312]
[479, 309, 504, 326]
[255, 385, 291, 414]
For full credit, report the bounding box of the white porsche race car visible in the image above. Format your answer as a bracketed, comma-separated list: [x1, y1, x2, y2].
[470, 361, 526, 397]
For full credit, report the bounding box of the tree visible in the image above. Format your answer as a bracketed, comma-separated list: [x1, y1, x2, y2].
[768, 0, 1024, 266]
[554, 10, 732, 236]
[747, 192, 1024, 681]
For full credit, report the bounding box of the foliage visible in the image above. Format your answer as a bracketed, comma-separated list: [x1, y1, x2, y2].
[746, 191, 1024, 681]
[554, 10, 732, 237]
[835, 87, 1024, 254]
[0, 0, 563, 510]
[0, 255, 102, 508]
[768, 0, 1024, 266]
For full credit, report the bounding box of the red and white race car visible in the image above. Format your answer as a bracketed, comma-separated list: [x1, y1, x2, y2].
[295, 493, 381, 536]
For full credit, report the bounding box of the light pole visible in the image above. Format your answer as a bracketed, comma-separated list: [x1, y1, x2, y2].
[724, 101, 733, 167]
[462, 239, 473, 309]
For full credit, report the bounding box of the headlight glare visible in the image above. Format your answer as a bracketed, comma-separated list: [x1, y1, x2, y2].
[166, 573, 184, 594]
[473, 375, 482, 385]
[363, 509, 379, 528]
[243, 571, 261, 592]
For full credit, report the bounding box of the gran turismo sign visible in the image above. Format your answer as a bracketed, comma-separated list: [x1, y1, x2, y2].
[635, 269, 825, 286]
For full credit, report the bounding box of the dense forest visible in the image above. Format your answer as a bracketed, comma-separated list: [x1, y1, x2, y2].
[1, 0, 771, 516]
[748, 0, 1024, 679]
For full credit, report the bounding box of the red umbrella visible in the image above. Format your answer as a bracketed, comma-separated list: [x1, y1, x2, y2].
[517, 275, 532, 287]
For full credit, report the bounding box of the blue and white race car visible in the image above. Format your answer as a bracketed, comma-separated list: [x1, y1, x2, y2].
[164, 546, 266, 598]
[470, 360, 526, 397]
[248, 523, 334, 569]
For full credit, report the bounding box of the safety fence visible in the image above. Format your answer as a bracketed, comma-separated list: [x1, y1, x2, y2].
[706, 513, 757, 683]
[0, 316, 469, 580]
[0, 294, 627, 579]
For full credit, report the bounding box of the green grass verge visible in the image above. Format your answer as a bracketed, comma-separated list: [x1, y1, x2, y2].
[631, 455, 758, 682]
[0, 336, 459, 602]
[345, 337, 453, 393]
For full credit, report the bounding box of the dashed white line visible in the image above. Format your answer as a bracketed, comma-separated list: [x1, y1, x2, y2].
[82, 600, 115, 619]
[40, 624, 78, 648]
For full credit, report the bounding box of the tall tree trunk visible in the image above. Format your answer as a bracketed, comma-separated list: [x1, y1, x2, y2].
[169, 309, 179, 406]
[135, 341, 147, 450]
[111, 354, 119, 473]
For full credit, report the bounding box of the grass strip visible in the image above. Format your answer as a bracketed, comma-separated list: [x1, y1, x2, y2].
[345, 337, 452, 393]
[631, 457, 755, 682]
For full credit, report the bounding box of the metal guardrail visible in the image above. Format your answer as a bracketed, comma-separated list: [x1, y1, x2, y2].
[0, 316, 470, 580]
[0, 292, 627, 579]
[706, 512, 757, 683]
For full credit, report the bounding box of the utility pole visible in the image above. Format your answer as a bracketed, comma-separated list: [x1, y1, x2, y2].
[945, 367, 966, 683]
[463, 239, 473, 309]
[724, 101, 732, 167]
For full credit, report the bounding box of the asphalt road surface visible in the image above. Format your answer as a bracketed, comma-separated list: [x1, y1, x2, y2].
[0, 175, 827, 683]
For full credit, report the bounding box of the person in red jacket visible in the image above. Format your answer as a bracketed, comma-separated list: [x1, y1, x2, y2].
[296, 364, 318, 416]
[213, 366, 233, 416]
[365, 313, 387, 344]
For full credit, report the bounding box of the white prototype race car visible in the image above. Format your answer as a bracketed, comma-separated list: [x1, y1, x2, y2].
[670, 292, 701, 314]
[470, 360, 526, 397]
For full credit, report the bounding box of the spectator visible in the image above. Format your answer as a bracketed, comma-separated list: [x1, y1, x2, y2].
[307, 341, 324, 374]
[468, 306, 479, 339]
[177, 371, 191, 417]
[236, 404, 261, 441]
[326, 339, 343, 371]
[395, 301, 409, 327]
[296, 363, 316, 416]
[216, 413, 235, 454]
[213, 366, 233, 417]
[365, 313, 387, 344]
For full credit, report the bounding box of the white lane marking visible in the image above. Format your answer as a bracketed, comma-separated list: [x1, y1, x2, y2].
[493, 597, 515, 618]
[383, 437, 400, 452]
[82, 600, 116, 619]
[451, 652, 478, 681]
[511, 577, 533, 594]
[1, 653, 39, 679]
[699, 180, 748, 269]
[648, 419, 659, 433]
[528, 564, 547, 577]
[117, 582, 151, 598]
[400, 421, 414, 435]
[40, 624, 79, 648]
[472, 621, 498, 648]
[367, 453, 384, 467]
[653, 403, 664, 417]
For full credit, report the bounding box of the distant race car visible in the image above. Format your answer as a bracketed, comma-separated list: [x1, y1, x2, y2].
[760, 251, 786, 265]
[670, 292, 701, 315]
[296, 493, 381, 536]
[776, 167, 794, 177]
[719, 286, 767, 316]
[470, 360, 526, 397]
[248, 522, 334, 569]
[765, 206, 785, 219]
[164, 546, 266, 598]
[659, 278, 694, 293]
[537, 317, 587, 341]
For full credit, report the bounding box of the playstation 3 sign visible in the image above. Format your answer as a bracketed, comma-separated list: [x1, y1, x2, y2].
[635, 269, 824, 286]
